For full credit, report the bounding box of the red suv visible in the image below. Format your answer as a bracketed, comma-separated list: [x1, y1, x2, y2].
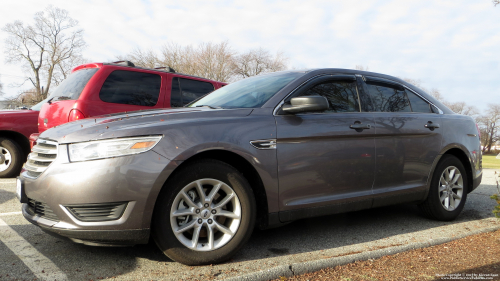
[35, 61, 226, 137]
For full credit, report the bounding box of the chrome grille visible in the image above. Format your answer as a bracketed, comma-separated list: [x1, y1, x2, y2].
[27, 198, 59, 221]
[25, 139, 58, 178]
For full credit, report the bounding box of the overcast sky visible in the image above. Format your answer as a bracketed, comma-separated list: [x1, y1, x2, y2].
[0, 0, 498, 110]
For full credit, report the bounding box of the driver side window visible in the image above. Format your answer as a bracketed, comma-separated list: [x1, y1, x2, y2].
[297, 80, 360, 113]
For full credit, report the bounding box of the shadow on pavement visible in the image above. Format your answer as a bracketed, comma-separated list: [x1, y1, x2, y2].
[0, 189, 15, 205]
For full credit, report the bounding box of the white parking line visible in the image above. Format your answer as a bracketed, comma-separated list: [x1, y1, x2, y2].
[0, 218, 67, 280]
[0, 211, 22, 217]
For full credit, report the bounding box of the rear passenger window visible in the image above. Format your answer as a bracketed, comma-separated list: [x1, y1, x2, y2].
[170, 77, 214, 107]
[365, 82, 411, 112]
[406, 90, 432, 113]
[99, 71, 161, 106]
[298, 80, 360, 113]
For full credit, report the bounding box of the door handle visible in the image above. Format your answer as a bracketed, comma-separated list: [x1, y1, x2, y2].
[425, 121, 440, 130]
[350, 123, 371, 132]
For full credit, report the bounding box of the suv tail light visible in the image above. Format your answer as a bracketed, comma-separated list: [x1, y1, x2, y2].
[68, 109, 85, 122]
[476, 123, 481, 139]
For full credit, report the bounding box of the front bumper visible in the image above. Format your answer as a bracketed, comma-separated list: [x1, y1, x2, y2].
[20, 147, 173, 246]
[23, 204, 149, 246]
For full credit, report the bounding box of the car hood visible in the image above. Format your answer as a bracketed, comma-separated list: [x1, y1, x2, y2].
[39, 107, 253, 144]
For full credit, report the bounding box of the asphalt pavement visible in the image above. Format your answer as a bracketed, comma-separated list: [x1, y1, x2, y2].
[1, 170, 499, 281]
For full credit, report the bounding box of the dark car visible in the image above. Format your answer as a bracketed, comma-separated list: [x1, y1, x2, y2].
[0, 100, 46, 178]
[18, 69, 482, 265]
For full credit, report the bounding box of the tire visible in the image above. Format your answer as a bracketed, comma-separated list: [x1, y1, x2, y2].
[0, 138, 24, 178]
[419, 155, 468, 221]
[152, 159, 256, 265]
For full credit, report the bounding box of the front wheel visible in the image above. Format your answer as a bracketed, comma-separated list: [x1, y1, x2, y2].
[419, 155, 468, 221]
[152, 159, 256, 265]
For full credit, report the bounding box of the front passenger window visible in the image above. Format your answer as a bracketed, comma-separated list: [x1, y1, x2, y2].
[298, 81, 360, 113]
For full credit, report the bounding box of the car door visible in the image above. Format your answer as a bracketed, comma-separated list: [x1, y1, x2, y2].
[275, 74, 376, 221]
[359, 76, 443, 206]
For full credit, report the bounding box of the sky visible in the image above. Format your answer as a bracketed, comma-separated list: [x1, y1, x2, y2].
[0, 0, 498, 111]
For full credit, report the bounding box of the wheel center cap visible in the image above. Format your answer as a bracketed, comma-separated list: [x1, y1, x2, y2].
[201, 209, 210, 219]
[0, 154, 4, 165]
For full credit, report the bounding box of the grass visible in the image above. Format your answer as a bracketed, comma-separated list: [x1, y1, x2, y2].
[482, 154, 500, 169]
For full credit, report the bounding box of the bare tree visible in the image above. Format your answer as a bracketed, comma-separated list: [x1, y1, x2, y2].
[231, 48, 288, 80]
[195, 41, 235, 82]
[117, 47, 159, 69]
[494, 0, 499, 6]
[122, 42, 288, 82]
[355, 65, 369, 71]
[477, 104, 500, 153]
[2, 6, 86, 102]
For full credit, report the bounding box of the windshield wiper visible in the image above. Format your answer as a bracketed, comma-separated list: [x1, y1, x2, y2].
[195, 105, 222, 109]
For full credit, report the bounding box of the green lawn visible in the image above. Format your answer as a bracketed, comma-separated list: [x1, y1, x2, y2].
[482, 154, 500, 169]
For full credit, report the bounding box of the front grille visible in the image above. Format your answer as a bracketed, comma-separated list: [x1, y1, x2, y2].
[25, 139, 58, 178]
[27, 198, 59, 221]
[66, 202, 128, 222]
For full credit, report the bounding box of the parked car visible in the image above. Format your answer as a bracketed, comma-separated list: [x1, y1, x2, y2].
[0, 100, 46, 178]
[31, 61, 226, 143]
[18, 68, 482, 265]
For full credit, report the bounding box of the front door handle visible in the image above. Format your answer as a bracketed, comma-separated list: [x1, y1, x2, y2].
[425, 121, 440, 130]
[350, 123, 371, 132]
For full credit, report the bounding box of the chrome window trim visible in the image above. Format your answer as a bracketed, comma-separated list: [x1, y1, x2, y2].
[402, 85, 444, 114]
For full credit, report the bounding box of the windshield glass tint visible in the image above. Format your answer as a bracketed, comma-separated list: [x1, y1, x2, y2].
[189, 72, 302, 108]
[49, 68, 99, 100]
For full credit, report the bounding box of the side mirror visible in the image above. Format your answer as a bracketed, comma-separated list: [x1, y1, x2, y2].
[282, 96, 329, 114]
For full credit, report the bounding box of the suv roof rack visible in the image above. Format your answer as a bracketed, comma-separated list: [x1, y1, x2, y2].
[112, 61, 135, 67]
[154, 66, 176, 73]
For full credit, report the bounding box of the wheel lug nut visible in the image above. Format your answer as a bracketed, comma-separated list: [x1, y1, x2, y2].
[208, 219, 213, 224]
[211, 209, 216, 214]
[198, 219, 202, 224]
[204, 203, 209, 208]
[195, 209, 200, 214]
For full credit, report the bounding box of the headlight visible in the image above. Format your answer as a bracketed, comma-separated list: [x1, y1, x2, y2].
[68, 136, 162, 162]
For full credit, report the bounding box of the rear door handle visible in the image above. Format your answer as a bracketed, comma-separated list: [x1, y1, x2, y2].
[425, 121, 440, 130]
[350, 123, 371, 131]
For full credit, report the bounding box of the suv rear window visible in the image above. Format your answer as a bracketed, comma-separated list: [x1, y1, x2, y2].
[171, 77, 215, 107]
[99, 71, 161, 106]
[49, 68, 98, 100]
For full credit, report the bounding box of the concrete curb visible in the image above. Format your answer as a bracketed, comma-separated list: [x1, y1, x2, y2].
[223, 225, 500, 281]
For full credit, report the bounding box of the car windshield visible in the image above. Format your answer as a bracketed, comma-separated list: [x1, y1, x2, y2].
[188, 72, 302, 109]
[30, 98, 49, 111]
[49, 68, 99, 100]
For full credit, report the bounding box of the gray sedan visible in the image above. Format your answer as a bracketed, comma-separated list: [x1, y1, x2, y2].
[18, 68, 482, 265]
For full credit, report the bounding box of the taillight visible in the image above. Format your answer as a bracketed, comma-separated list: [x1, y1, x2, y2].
[476, 123, 481, 139]
[68, 109, 85, 122]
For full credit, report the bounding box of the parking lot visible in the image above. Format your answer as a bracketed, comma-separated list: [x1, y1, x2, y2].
[1, 170, 499, 281]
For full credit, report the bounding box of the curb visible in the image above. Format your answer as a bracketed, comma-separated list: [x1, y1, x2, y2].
[223, 225, 500, 281]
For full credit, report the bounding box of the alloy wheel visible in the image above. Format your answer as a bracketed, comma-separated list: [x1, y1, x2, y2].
[170, 178, 241, 251]
[438, 166, 464, 211]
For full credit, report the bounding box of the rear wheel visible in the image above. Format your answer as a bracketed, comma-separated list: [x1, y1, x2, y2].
[152, 159, 256, 265]
[419, 155, 468, 221]
[0, 138, 24, 178]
